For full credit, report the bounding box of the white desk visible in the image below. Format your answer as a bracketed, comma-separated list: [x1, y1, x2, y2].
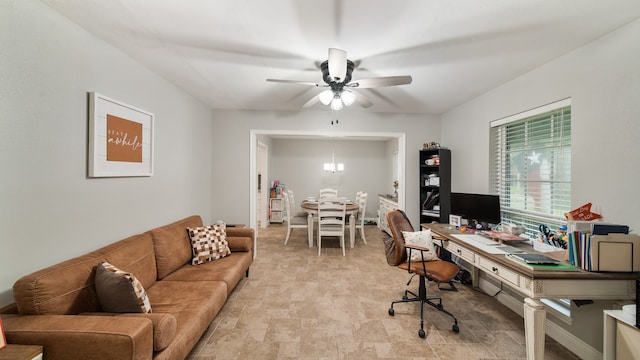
[301, 200, 359, 248]
[423, 223, 640, 360]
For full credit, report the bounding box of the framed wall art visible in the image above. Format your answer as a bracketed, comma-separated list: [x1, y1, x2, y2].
[88, 92, 154, 177]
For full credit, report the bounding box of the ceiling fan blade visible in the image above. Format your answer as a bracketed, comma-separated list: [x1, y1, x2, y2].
[302, 94, 321, 108]
[352, 90, 373, 108]
[266, 79, 323, 86]
[348, 75, 413, 88]
[327, 48, 347, 82]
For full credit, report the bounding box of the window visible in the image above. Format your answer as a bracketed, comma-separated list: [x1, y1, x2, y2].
[490, 99, 571, 238]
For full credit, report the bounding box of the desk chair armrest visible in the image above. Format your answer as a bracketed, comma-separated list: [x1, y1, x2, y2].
[405, 243, 433, 252]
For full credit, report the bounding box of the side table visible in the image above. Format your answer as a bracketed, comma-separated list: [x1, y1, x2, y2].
[0, 345, 43, 360]
[603, 309, 640, 359]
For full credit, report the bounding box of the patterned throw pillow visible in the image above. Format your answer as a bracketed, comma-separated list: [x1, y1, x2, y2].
[401, 229, 438, 262]
[187, 224, 231, 265]
[95, 262, 152, 313]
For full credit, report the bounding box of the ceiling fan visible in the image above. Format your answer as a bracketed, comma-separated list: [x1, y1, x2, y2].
[266, 48, 412, 111]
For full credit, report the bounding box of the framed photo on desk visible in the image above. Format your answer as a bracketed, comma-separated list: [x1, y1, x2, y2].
[449, 214, 462, 228]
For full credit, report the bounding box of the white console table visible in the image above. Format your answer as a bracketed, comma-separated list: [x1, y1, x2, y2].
[377, 195, 398, 235]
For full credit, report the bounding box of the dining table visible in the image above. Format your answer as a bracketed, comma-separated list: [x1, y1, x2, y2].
[300, 199, 360, 249]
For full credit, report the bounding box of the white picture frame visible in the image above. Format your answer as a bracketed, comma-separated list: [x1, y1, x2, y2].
[88, 92, 154, 177]
[449, 214, 462, 228]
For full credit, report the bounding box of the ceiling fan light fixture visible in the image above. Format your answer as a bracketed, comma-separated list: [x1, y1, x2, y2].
[330, 96, 344, 111]
[266, 47, 412, 111]
[318, 90, 334, 105]
[327, 48, 347, 82]
[341, 90, 356, 106]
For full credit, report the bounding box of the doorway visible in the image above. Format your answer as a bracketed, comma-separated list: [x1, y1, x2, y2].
[257, 142, 268, 228]
[249, 130, 406, 232]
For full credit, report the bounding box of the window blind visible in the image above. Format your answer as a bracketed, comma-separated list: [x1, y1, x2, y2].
[490, 99, 571, 238]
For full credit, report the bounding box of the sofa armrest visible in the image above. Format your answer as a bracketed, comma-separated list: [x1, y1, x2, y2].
[227, 237, 252, 252]
[226, 227, 254, 241]
[2, 314, 153, 360]
[81, 312, 176, 352]
[226, 227, 254, 252]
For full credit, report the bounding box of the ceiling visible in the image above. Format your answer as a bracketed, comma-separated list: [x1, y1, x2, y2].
[42, 0, 640, 115]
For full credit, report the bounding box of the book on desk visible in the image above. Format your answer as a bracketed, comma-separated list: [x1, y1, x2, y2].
[567, 222, 639, 272]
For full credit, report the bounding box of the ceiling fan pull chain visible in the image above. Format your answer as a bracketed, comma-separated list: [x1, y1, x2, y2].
[330, 109, 339, 125]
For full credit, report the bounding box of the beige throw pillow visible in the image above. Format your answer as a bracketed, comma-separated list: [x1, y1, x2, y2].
[402, 230, 438, 262]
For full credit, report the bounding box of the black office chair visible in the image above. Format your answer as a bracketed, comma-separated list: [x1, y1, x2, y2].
[385, 210, 460, 338]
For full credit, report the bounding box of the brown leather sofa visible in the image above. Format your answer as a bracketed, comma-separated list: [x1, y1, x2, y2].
[0, 215, 254, 360]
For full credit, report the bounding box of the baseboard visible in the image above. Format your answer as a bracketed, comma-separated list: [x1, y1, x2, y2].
[477, 278, 602, 360]
[545, 321, 602, 360]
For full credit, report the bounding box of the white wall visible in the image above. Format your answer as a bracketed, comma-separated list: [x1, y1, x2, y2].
[0, 1, 213, 306]
[210, 109, 441, 228]
[270, 138, 391, 219]
[441, 18, 640, 352]
[442, 18, 640, 233]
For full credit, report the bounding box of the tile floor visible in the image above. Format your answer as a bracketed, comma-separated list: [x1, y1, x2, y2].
[187, 224, 581, 359]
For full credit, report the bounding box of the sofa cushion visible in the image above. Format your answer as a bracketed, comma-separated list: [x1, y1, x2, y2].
[402, 229, 438, 261]
[161, 251, 253, 295]
[187, 224, 231, 265]
[120, 313, 176, 351]
[12, 233, 156, 315]
[148, 215, 203, 279]
[146, 280, 228, 360]
[95, 262, 152, 313]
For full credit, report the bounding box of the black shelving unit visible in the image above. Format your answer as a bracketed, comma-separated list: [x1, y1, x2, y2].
[419, 148, 451, 224]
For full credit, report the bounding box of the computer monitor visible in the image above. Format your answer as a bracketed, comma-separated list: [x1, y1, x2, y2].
[450, 192, 501, 229]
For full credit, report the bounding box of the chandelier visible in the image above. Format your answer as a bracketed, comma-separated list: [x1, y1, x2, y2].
[323, 152, 344, 173]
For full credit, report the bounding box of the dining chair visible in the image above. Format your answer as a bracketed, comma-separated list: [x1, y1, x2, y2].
[318, 188, 338, 200]
[283, 191, 310, 245]
[317, 198, 347, 256]
[354, 192, 368, 244]
[286, 189, 308, 217]
[385, 209, 459, 338]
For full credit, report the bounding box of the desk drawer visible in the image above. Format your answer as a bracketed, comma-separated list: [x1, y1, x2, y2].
[477, 256, 519, 286]
[446, 241, 475, 264]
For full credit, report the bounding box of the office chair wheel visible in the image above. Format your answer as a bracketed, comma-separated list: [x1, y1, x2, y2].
[418, 329, 426, 338]
[452, 324, 459, 333]
[388, 308, 395, 316]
